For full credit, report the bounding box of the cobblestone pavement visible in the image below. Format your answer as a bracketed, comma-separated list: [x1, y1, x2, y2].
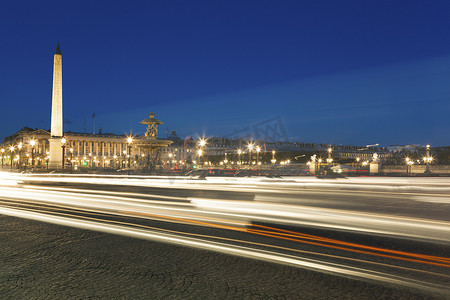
[0, 215, 445, 299]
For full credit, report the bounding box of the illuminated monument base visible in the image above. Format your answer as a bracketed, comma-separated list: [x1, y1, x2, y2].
[48, 137, 63, 169]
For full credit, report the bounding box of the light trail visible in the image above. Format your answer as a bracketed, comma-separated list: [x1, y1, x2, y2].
[2, 183, 449, 242]
[0, 205, 448, 296]
[4, 195, 450, 268]
[6, 172, 450, 196]
[252, 224, 450, 264]
[0, 172, 449, 294]
[192, 198, 450, 243]
[1, 199, 448, 281]
[119, 209, 450, 268]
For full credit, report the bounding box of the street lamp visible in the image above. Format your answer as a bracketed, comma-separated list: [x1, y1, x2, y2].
[198, 139, 206, 148]
[1, 148, 4, 168]
[327, 147, 333, 165]
[30, 140, 36, 167]
[317, 158, 322, 174]
[9, 146, 14, 169]
[247, 143, 253, 166]
[61, 137, 66, 169]
[198, 149, 203, 166]
[224, 153, 228, 167]
[237, 149, 242, 166]
[256, 146, 261, 167]
[17, 142, 22, 167]
[405, 157, 414, 175]
[69, 148, 74, 168]
[168, 153, 173, 169]
[127, 137, 133, 169]
[424, 144, 432, 174]
[271, 150, 276, 164]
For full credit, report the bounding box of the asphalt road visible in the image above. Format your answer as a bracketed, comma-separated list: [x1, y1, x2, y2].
[0, 173, 449, 299]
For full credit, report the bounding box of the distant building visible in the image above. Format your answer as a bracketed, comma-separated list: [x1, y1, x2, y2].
[1, 127, 139, 168]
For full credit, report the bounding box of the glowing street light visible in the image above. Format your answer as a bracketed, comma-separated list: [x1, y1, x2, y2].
[61, 137, 66, 169]
[127, 136, 133, 169]
[327, 147, 333, 165]
[256, 146, 261, 167]
[355, 157, 361, 171]
[9, 146, 14, 169]
[70, 148, 74, 168]
[1, 148, 4, 167]
[247, 143, 254, 166]
[168, 153, 174, 168]
[237, 149, 242, 166]
[17, 142, 22, 167]
[198, 149, 203, 166]
[30, 140, 36, 167]
[424, 144, 432, 174]
[405, 157, 414, 175]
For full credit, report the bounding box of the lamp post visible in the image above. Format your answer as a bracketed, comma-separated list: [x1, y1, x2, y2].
[30, 140, 36, 168]
[168, 153, 173, 169]
[197, 149, 203, 166]
[224, 153, 228, 168]
[198, 139, 206, 168]
[61, 137, 66, 169]
[247, 143, 253, 167]
[327, 147, 333, 166]
[256, 146, 261, 167]
[424, 144, 432, 174]
[9, 146, 14, 169]
[1, 148, 4, 168]
[405, 157, 414, 176]
[69, 148, 74, 169]
[127, 137, 133, 169]
[271, 150, 276, 164]
[405, 157, 409, 175]
[237, 149, 242, 167]
[17, 142, 22, 167]
[318, 158, 322, 174]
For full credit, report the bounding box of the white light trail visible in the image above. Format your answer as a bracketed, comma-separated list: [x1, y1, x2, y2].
[0, 205, 447, 295]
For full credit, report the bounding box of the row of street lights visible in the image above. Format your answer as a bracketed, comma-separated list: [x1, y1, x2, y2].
[195, 139, 277, 168]
[404, 145, 433, 175]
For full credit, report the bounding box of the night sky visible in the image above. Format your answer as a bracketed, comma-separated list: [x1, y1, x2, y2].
[1, 0, 450, 146]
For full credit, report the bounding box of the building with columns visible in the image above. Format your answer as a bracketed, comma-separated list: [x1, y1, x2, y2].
[0, 127, 144, 169]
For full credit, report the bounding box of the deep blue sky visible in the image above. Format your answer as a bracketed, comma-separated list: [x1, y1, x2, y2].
[1, 0, 450, 146]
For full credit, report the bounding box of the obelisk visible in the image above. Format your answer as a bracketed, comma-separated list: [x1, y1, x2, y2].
[48, 43, 63, 169]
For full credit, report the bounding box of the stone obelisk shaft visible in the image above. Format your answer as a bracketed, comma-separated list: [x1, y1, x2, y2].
[51, 45, 63, 137]
[48, 43, 63, 169]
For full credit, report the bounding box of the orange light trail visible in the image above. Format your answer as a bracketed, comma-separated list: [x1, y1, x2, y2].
[1, 200, 449, 286]
[120, 210, 450, 268]
[251, 224, 450, 264]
